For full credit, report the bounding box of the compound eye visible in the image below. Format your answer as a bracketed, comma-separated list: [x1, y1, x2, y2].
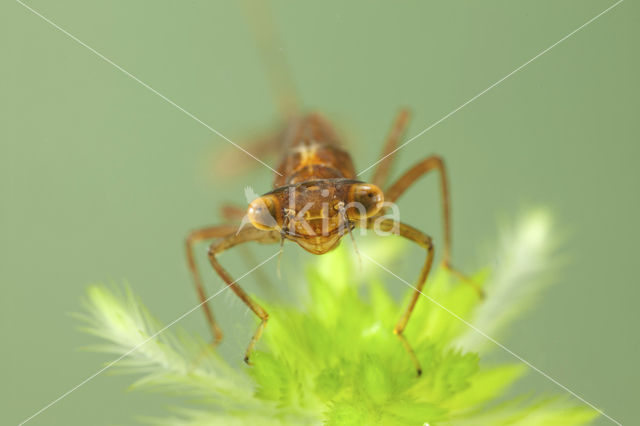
[346, 183, 384, 219]
[247, 195, 280, 231]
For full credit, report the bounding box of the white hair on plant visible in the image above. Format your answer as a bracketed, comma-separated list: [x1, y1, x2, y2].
[455, 209, 555, 351]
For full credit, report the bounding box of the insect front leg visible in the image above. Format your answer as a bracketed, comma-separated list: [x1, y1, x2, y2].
[367, 218, 434, 376]
[207, 227, 281, 363]
[384, 155, 484, 298]
[219, 203, 278, 295]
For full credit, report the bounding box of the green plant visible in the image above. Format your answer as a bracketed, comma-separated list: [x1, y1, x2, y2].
[78, 211, 597, 425]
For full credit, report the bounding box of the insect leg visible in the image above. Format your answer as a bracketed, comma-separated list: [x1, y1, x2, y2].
[212, 134, 280, 179]
[219, 203, 278, 295]
[207, 227, 281, 363]
[220, 204, 246, 222]
[367, 218, 433, 376]
[185, 224, 240, 344]
[384, 155, 483, 298]
[371, 108, 411, 188]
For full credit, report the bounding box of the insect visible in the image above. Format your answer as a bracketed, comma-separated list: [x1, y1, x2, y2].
[184, 4, 480, 376]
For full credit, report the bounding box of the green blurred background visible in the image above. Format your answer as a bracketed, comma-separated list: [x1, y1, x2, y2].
[1, 0, 637, 424]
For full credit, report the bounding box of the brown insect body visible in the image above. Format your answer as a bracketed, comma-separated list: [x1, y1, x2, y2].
[257, 113, 380, 255]
[185, 7, 481, 376]
[261, 180, 354, 255]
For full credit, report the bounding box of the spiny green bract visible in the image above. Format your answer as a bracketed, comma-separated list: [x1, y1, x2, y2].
[80, 213, 598, 425]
